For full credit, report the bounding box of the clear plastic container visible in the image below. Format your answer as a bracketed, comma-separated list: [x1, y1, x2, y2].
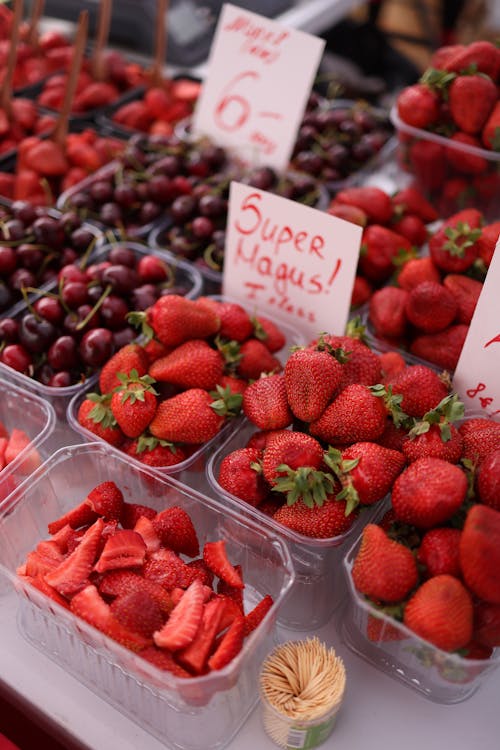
[340, 505, 500, 704]
[66, 296, 304, 485]
[391, 106, 500, 221]
[0, 242, 202, 448]
[0, 379, 56, 507]
[0, 442, 295, 750]
[206, 419, 377, 631]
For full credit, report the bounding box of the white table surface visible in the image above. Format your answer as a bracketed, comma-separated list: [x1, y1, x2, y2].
[1, 588, 498, 750]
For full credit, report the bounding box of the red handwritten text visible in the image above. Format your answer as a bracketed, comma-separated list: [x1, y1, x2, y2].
[485, 333, 500, 348]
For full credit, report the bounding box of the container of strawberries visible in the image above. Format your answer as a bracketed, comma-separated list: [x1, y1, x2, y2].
[340, 414, 500, 703]
[392, 39, 500, 220]
[0, 441, 295, 749]
[0, 378, 55, 506]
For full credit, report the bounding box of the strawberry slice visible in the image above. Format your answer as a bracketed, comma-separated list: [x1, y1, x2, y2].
[203, 541, 244, 589]
[85, 481, 124, 521]
[216, 595, 245, 632]
[152, 506, 200, 557]
[208, 615, 245, 670]
[19, 574, 70, 608]
[94, 529, 147, 573]
[216, 564, 244, 611]
[186, 559, 214, 587]
[143, 548, 198, 590]
[153, 578, 205, 651]
[133, 515, 161, 553]
[47, 501, 97, 535]
[45, 519, 104, 597]
[97, 570, 173, 615]
[110, 589, 164, 638]
[243, 595, 273, 636]
[70, 584, 151, 652]
[25, 549, 62, 578]
[120, 502, 157, 529]
[178, 597, 226, 674]
[0, 436, 7, 470]
[5, 428, 41, 473]
[140, 646, 192, 677]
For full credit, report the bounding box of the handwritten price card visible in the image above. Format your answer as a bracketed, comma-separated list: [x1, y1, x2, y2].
[222, 181, 363, 340]
[453, 238, 500, 420]
[191, 3, 325, 171]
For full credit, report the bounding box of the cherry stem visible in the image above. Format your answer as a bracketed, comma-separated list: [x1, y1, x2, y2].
[77, 234, 98, 269]
[75, 283, 112, 330]
[52, 10, 89, 148]
[1, 0, 23, 116]
[91, 0, 112, 82]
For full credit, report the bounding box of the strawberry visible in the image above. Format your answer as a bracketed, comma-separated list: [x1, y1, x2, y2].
[482, 100, 500, 150]
[217, 447, 269, 507]
[459, 418, 500, 466]
[47, 501, 97, 535]
[403, 575, 473, 652]
[153, 577, 205, 650]
[126, 437, 187, 469]
[327, 203, 368, 226]
[476, 221, 500, 268]
[203, 541, 244, 589]
[110, 370, 158, 439]
[390, 214, 428, 247]
[446, 132, 489, 175]
[236, 339, 282, 380]
[396, 83, 440, 129]
[133, 515, 161, 553]
[377, 418, 409, 452]
[94, 529, 147, 573]
[143, 548, 197, 590]
[45, 518, 104, 596]
[405, 280, 457, 333]
[208, 614, 245, 670]
[333, 186, 393, 225]
[391, 457, 468, 528]
[326, 442, 406, 513]
[178, 597, 226, 674]
[309, 332, 382, 389]
[369, 286, 408, 340]
[444, 40, 500, 81]
[410, 324, 469, 371]
[473, 602, 500, 648]
[366, 614, 407, 643]
[152, 506, 199, 557]
[149, 387, 239, 444]
[379, 351, 406, 381]
[273, 497, 356, 539]
[448, 74, 497, 135]
[217, 564, 244, 610]
[402, 419, 464, 464]
[417, 528, 462, 579]
[429, 208, 483, 273]
[140, 646, 192, 676]
[391, 186, 439, 223]
[207, 300, 253, 342]
[217, 373, 248, 396]
[359, 225, 412, 284]
[261, 430, 324, 486]
[98, 570, 173, 615]
[147, 295, 220, 348]
[350, 275, 373, 308]
[352, 524, 418, 603]
[149, 339, 225, 390]
[284, 346, 343, 423]
[309, 384, 388, 446]
[20, 575, 70, 609]
[4, 428, 40, 473]
[386, 364, 450, 418]
[120, 502, 157, 529]
[188, 559, 215, 588]
[110, 589, 164, 638]
[459, 503, 500, 604]
[397, 256, 441, 292]
[85, 481, 124, 521]
[242, 374, 293, 430]
[443, 274, 482, 325]
[408, 139, 446, 192]
[77, 393, 124, 447]
[252, 315, 286, 353]
[243, 594, 273, 636]
[98, 343, 149, 394]
[476, 448, 500, 510]
[25, 138, 68, 176]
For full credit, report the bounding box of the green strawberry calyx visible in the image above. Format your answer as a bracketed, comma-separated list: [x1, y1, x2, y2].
[420, 67, 456, 97]
[114, 369, 158, 403]
[322, 447, 361, 516]
[273, 464, 336, 509]
[442, 221, 482, 258]
[214, 335, 243, 368]
[126, 310, 154, 342]
[136, 435, 177, 454]
[209, 384, 243, 418]
[408, 393, 465, 442]
[370, 384, 410, 428]
[85, 392, 117, 429]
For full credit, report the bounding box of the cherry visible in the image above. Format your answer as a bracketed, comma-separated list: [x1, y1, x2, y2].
[171, 195, 197, 224]
[140, 202, 162, 224]
[0, 281, 14, 312]
[198, 195, 226, 219]
[58, 264, 88, 284]
[48, 335, 78, 370]
[114, 183, 138, 209]
[101, 264, 139, 295]
[137, 255, 169, 283]
[0, 317, 19, 342]
[79, 327, 114, 366]
[112, 326, 137, 349]
[147, 174, 173, 203]
[100, 294, 129, 329]
[0, 246, 17, 275]
[131, 284, 158, 310]
[70, 227, 96, 252]
[48, 371, 73, 387]
[90, 180, 114, 203]
[18, 313, 57, 353]
[1, 343, 32, 372]
[107, 246, 136, 268]
[9, 267, 36, 291]
[1, 219, 25, 242]
[33, 296, 65, 324]
[99, 203, 123, 225]
[32, 216, 65, 248]
[60, 281, 89, 309]
[11, 200, 37, 225]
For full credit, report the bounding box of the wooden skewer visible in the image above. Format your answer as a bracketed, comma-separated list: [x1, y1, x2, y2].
[91, 0, 112, 82]
[0, 0, 24, 116]
[27, 0, 44, 48]
[52, 10, 89, 148]
[150, 0, 169, 88]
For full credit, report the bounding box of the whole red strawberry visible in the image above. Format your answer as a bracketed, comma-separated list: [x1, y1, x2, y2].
[273, 497, 356, 539]
[408, 139, 446, 192]
[443, 274, 482, 325]
[359, 224, 412, 284]
[405, 280, 457, 334]
[309, 384, 388, 445]
[110, 370, 158, 438]
[242, 374, 293, 430]
[448, 74, 497, 135]
[403, 574, 473, 652]
[352, 524, 418, 603]
[396, 83, 440, 129]
[218, 447, 269, 507]
[410, 324, 469, 371]
[369, 286, 409, 340]
[401, 393, 465, 464]
[429, 209, 483, 273]
[417, 528, 462, 579]
[473, 601, 500, 648]
[261, 429, 325, 486]
[284, 346, 343, 423]
[476, 448, 500, 510]
[77, 393, 124, 447]
[459, 503, 500, 604]
[391, 457, 467, 528]
[236, 339, 282, 380]
[459, 418, 500, 466]
[444, 40, 500, 81]
[149, 387, 239, 444]
[397, 256, 441, 292]
[333, 186, 393, 225]
[149, 339, 225, 390]
[99, 343, 149, 394]
[391, 186, 439, 223]
[147, 295, 220, 348]
[386, 364, 449, 418]
[312, 334, 382, 389]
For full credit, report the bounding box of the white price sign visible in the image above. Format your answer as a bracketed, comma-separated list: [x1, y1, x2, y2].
[453, 238, 500, 420]
[191, 3, 325, 172]
[222, 182, 363, 341]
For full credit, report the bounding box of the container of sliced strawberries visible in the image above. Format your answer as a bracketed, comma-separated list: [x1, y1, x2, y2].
[0, 441, 295, 750]
[0, 379, 55, 506]
[340, 413, 500, 703]
[392, 39, 500, 220]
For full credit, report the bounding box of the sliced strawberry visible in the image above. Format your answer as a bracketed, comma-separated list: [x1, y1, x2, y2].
[120, 502, 157, 529]
[5, 428, 41, 473]
[25, 549, 62, 578]
[35, 538, 66, 564]
[97, 570, 173, 615]
[85, 481, 124, 521]
[178, 597, 226, 674]
[45, 519, 104, 597]
[140, 646, 192, 677]
[20, 575, 70, 608]
[153, 578, 205, 651]
[47, 501, 97, 535]
[187, 559, 214, 587]
[110, 589, 165, 638]
[216, 595, 243, 631]
[142, 548, 197, 590]
[243, 595, 273, 636]
[47, 524, 78, 555]
[94, 529, 147, 573]
[203, 541, 244, 589]
[152, 506, 200, 557]
[133, 515, 161, 553]
[216, 564, 244, 611]
[208, 615, 245, 670]
[0, 436, 8, 470]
